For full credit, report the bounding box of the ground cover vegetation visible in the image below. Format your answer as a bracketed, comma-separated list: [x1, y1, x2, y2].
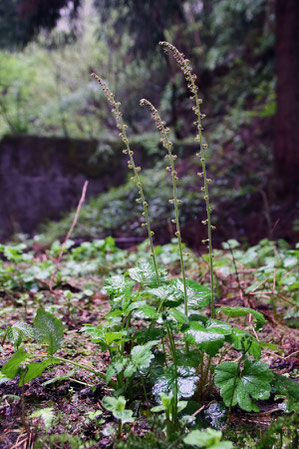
[0, 39, 298, 449]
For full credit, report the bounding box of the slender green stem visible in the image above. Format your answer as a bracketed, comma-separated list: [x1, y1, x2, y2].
[166, 324, 178, 433]
[50, 355, 105, 379]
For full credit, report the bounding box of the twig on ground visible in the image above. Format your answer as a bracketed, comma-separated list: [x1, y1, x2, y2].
[49, 181, 88, 292]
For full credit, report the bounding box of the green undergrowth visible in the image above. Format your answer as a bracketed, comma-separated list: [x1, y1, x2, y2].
[39, 148, 271, 246]
[0, 236, 298, 448]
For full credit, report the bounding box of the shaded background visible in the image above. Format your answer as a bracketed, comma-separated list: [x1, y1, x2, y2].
[0, 0, 298, 246]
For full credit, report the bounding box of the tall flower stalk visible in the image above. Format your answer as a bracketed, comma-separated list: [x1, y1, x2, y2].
[91, 73, 160, 285]
[140, 99, 188, 318]
[159, 42, 215, 318]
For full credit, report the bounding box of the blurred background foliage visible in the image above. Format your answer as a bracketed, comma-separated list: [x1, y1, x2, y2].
[0, 0, 276, 139]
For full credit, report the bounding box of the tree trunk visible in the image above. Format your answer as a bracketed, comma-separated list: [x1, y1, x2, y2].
[274, 0, 299, 195]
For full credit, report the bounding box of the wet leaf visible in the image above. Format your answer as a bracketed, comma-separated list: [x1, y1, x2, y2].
[1, 348, 29, 379]
[204, 402, 227, 429]
[34, 308, 64, 355]
[22, 358, 59, 385]
[215, 359, 273, 412]
[128, 262, 165, 287]
[152, 365, 198, 399]
[216, 306, 266, 330]
[184, 321, 225, 356]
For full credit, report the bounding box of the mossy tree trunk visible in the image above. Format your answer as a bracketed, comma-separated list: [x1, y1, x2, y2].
[274, 0, 299, 195]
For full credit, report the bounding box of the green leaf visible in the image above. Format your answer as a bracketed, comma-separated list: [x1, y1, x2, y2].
[227, 328, 261, 359]
[6, 326, 23, 348]
[102, 395, 126, 412]
[171, 278, 211, 309]
[13, 322, 34, 338]
[0, 373, 12, 385]
[102, 395, 134, 423]
[148, 283, 183, 308]
[152, 365, 198, 399]
[184, 321, 226, 356]
[205, 319, 232, 335]
[215, 359, 273, 412]
[104, 331, 127, 345]
[151, 392, 187, 416]
[130, 340, 158, 370]
[22, 358, 59, 385]
[1, 348, 29, 379]
[138, 304, 158, 319]
[105, 275, 134, 298]
[128, 262, 165, 287]
[184, 428, 233, 448]
[7, 322, 34, 348]
[114, 409, 134, 423]
[216, 306, 266, 330]
[168, 308, 189, 324]
[34, 308, 64, 355]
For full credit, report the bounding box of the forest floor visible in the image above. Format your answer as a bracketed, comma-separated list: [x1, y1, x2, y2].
[0, 237, 298, 449]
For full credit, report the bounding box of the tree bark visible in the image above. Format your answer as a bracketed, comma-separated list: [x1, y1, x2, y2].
[274, 0, 299, 195]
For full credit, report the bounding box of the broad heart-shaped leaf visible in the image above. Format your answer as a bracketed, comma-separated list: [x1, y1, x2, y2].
[22, 358, 60, 385]
[34, 308, 64, 355]
[1, 348, 30, 379]
[170, 278, 211, 310]
[216, 306, 266, 330]
[215, 359, 273, 412]
[148, 283, 183, 308]
[152, 365, 198, 400]
[184, 428, 233, 449]
[184, 321, 230, 357]
[128, 262, 166, 287]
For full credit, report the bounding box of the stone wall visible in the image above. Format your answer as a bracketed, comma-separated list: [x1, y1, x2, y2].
[0, 135, 197, 240]
[0, 136, 126, 239]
